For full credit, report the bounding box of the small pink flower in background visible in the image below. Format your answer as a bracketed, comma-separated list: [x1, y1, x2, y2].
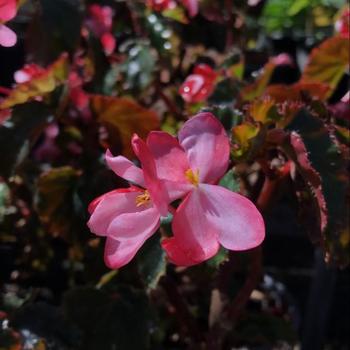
[182, 0, 198, 17]
[335, 7, 350, 38]
[147, 0, 172, 12]
[14, 64, 45, 83]
[87, 135, 169, 269]
[146, 113, 265, 266]
[179, 64, 217, 103]
[272, 53, 294, 67]
[33, 123, 61, 162]
[0, 0, 17, 47]
[86, 4, 116, 55]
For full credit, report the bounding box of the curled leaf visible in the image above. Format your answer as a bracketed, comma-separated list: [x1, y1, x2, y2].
[0, 54, 69, 109]
[91, 95, 160, 157]
[300, 36, 349, 95]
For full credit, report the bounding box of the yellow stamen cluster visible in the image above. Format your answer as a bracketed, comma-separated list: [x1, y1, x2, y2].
[185, 169, 200, 187]
[135, 190, 151, 207]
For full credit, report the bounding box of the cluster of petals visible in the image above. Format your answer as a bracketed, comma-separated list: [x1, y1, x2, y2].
[179, 64, 217, 103]
[147, 0, 198, 17]
[86, 4, 116, 55]
[0, 0, 17, 47]
[88, 113, 265, 268]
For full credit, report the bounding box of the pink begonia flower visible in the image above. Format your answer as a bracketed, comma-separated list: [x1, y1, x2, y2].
[147, 0, 198, 17]
[14, 64, 45, 83]
[182, 0, 198, 17]
[147, 0, 172, 12]
[146, 113, 265, 266]
[87, 134, 170, 269]
[272, 53, 294, 67]
[0, 0, 17, 47]
[179, 64, 217, 103]
[86, 4, 116, 55]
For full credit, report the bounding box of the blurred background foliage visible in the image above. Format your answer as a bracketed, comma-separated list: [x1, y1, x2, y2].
[0, 0, 349, 349]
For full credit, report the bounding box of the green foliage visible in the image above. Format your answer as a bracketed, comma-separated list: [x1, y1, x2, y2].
[137, 234, 167, 291]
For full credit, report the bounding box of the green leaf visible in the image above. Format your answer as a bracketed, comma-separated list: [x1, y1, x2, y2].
[0, 102, 50, 178]
[301, 36, 349, 95]
[219, 169, 240, 192]
[119, 41, 156, 91]
[288, 0, 309, 16]
[208, 78, 240, 104]
[205, 105, 243, 132]
[137, 234, 167, 291]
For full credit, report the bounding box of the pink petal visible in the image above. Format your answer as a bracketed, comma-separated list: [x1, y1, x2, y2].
[101, 32, 116, 55]
[147, 131, 189, 181]
[179, 113, 230, 184]
[105, 149, 145, 187]
[87, 187, 144, 236]
[132, 134, 169, 216]
[201, 184, 265, 250]
[0, 24, 16, 47]
[107, 206, 160, 241]
[162, 189, 220, 266]
[0, 0, 17, 22]
[182, 0, 198, 17]
[179, 74, 206, 103]
[193, 64, 217, 81]
[147, 131, 192, 200]
[104, 231, 154, 269]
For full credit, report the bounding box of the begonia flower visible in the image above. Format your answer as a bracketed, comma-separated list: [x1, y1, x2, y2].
[147, 0, 198, 17]
[146, 113, 265, 266]
[87, 135, 169, 269]
[86, 4, 116, 55]
[14, 64, 45, 83]
[182, 0, 198, 17]
[179, 64, 217, 103]
[272, 53, 294, 67]
[0, 0, 17, 47]
[147, 0, 172, 12]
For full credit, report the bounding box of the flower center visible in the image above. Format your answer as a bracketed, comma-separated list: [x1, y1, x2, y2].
[135, 190, 151, 207]
[185, 169, 199, 187]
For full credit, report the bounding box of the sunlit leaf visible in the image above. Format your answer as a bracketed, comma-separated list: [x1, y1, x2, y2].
[265, 82, 330, 102]
[219, 169, 240, 192]
[240, 61, 276, 102]
[231, 122, 264, 160]
[0, 54, 69, 110]
[91, 95, 160, 157]
[301, 36, 349, 95]
[248, 97, 280, 124]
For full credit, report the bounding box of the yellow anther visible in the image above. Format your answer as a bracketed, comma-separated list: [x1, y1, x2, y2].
[135, 190, 151, 207]
[185, 169, 200, 187]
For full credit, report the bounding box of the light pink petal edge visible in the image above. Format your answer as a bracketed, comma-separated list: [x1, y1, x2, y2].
[179, 112, 230, 184]
[105, 149, 145, 187]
